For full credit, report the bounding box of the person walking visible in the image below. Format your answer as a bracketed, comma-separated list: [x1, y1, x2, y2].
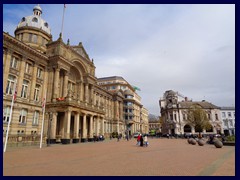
[144, 135, 148, 147]
[136, 134, 141, 145]
[140, 134, 144, 147]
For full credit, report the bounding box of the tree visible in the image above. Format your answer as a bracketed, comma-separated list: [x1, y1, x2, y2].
[185, 105, 212, 137]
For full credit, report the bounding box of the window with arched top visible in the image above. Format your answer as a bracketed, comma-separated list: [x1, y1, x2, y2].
[21, 17, 26, 22]
[32, 17, 38, 22]
[44, 22, 48, 28]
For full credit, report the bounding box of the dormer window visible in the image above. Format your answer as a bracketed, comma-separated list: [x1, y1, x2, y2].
[32, 17, 38, 22]
[21, 17, 26, 22]
[44, 22, 48, 28]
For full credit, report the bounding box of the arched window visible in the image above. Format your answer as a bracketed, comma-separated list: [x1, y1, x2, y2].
[32, 17, 38, 22]
[21, 17, 26, 22]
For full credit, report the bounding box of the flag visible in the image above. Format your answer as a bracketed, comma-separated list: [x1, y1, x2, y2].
[132, 85, 141, 91]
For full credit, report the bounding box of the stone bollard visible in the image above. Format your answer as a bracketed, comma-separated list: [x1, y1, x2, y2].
[214, 140, 223, 148]
[188, 138, 192, 144]
[198, 139, 204, 146]
[191, 139, 197, 145]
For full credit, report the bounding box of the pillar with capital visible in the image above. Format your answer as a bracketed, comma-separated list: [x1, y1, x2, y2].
[84, 83, 89, 103]
[61, 110, 71, 144]
[81, 114, 87, 142]
[73, 112, 80, 143]
[30, 63, 38, 101]
[63, 71, 69, 98]
[88, 115, 94, 141]
[3, 50, 12, 94]
[52, 67, 60, 102]
[50, 112, 57, 144]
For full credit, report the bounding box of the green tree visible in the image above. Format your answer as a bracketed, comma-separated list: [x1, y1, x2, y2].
[185, 105, 212, 136]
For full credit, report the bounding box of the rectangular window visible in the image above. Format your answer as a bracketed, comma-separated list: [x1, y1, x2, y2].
[34, 84, 40, 101]
[25, 62, 32, 74]
[33, 111, 39, 125]
[222, 112, 226, 118]
[6, 75, 16, 95]
[228, 112, 232, 118]
[224, 120, 228, 126]
[32, 34, 37, 43]
[10, 56, 18, 69]
[3, 106, 10, 122]
[19, 109, 27, 124]
[37, 68, 42, 78]
[29, 33, 32, 42]
[208, 114, 211, 120]
[21, 80, 29, 98]
[215, 114, 218, 120]
[229, 120, 233, 127]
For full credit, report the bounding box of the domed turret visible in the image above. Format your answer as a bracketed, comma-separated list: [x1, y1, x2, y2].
[14, 4, 52, 53]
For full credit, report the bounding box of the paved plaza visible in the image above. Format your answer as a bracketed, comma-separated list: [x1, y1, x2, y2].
[3, 138, 235, 176]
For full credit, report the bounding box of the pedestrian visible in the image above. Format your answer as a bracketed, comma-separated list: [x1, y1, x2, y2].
[144, 135, 148, 147]
[117, 134, 120, 142]
[140, 134, 144, 147]
[136, 134, 141, 145]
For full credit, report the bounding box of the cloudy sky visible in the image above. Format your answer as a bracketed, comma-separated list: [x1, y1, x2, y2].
[3, 4, 235, 115]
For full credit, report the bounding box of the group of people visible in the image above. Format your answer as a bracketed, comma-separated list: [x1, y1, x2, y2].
[136, 134, 148, 147]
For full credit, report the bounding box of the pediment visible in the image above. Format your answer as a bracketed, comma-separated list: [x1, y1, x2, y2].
[71, 42, 90, 60]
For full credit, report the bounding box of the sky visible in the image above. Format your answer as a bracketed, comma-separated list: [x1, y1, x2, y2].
[3, 4, 235, 115]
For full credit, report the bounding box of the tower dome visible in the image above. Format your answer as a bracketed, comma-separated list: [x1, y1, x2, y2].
[14, 4, 52, 53]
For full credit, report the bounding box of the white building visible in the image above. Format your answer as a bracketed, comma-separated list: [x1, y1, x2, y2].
[220, 107, 235, 136]
[159, 90, 223, 136]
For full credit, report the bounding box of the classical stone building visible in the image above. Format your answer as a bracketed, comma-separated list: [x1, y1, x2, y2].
[159, 90, 223, 136]
[3, 5, 148, 145]
[97, 76, 149, 136]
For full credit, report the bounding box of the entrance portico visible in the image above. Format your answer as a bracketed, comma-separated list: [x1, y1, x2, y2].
[48, 109, 105, 144]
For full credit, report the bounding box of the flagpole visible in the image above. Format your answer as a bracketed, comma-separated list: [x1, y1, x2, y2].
[40, 91, 47, 149]
[61, 4, 66, 39]
[4, 80, 17, 153]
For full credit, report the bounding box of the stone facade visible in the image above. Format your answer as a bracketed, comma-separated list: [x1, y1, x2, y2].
[159, 90, 223, 136]
[97, 76, 149, 136]
[3, 5, 148, 145]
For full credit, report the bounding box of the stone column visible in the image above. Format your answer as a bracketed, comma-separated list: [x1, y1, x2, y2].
[81, 113, 87, 142]
[90, 85, 94, 105]
[62, 110, 71, 144]
[42, 67, 48, 100]
[102, 118, 105, 135]
[88, 115, 94, 141]
[84, 83, 89, 103]
[80, 82, 84, 101]
[30, 63, 38, 101]
[17, 58, 26, 97]
[50, 112, 57, 144]
[47, 67, 54, 102]
[3, 50, 12, 94]
[73, 112, 80, 143]
[96, 116, 99, 136]
[53, 68, 60, 101]
[63, 71, 68, 97]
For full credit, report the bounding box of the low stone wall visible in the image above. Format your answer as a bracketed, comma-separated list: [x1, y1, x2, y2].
[3, 135, 46, 147]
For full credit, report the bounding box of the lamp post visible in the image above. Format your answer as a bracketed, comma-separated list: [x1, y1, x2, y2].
[47, 112, 53, 147]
